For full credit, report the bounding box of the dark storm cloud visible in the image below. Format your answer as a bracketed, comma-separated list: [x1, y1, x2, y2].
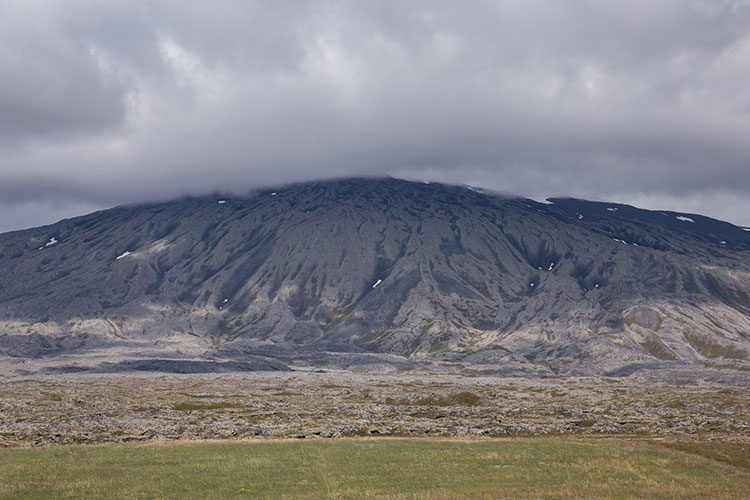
[1, 0, 750, 232]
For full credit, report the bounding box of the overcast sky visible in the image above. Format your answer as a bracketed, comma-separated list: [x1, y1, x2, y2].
[1, 0, 750, 233]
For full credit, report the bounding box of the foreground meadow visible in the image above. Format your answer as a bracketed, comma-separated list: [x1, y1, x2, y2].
[1, 437, 749, 499]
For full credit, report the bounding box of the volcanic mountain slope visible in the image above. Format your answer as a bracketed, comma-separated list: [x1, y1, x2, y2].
[1, 178, 750, 376]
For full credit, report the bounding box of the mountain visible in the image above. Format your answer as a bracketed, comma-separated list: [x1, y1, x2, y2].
[1, 178, 749, 378]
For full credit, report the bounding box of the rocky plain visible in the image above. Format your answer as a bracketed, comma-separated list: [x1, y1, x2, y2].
[1, 369, 748, 448]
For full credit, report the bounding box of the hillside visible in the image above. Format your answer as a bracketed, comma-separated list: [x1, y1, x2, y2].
[1, 178, 749, 377]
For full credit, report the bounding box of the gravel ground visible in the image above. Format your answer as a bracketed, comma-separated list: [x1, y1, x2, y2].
[1, 369, 749, 447]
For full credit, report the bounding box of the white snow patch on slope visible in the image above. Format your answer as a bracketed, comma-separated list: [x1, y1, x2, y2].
[372, 279, 383, 288]
[548, 262, 554, 271]
[39, 237, 59, 250]
[607, 207, 618, 212]
[743, 227, 750, 232]
[271, 192, 277, 196]
[115, 251, 132, 260]
[676, 216, 694, 223]
[613, 238, 627, 244]
[217, 200, 227, 204]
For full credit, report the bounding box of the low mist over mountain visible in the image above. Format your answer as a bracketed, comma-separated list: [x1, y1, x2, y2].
[1, 178, 749, 378]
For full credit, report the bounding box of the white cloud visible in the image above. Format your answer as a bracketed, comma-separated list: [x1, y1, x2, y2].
[1, 0, 750, 230]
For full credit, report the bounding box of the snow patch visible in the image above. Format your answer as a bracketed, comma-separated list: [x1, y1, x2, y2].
[577, 214, 584, 220]
[115, 251, 132, 260]
[720, 241, 727, 245]
[743, 227, 750, 232]
[217, 200, 227, 204]
[39, 237, 59, 250]
[529, 282, 535, 287]
[372, 279, 383, 288]
[271, 192, 277, 196]
[548, 262, 554, 271]
[676, 216, 694, 223]
[612, 238, 627, 244]
[607, 207, 618, 212]
[223, 298, 229, 303]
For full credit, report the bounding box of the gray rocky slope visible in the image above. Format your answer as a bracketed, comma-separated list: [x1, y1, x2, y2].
[1, 178, 749, 376]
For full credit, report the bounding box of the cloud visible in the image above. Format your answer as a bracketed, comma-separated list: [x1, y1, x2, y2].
[1, 0, 750, 232]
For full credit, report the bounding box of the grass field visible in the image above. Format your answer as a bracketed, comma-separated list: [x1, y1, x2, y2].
[1, 438, 749, 499]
